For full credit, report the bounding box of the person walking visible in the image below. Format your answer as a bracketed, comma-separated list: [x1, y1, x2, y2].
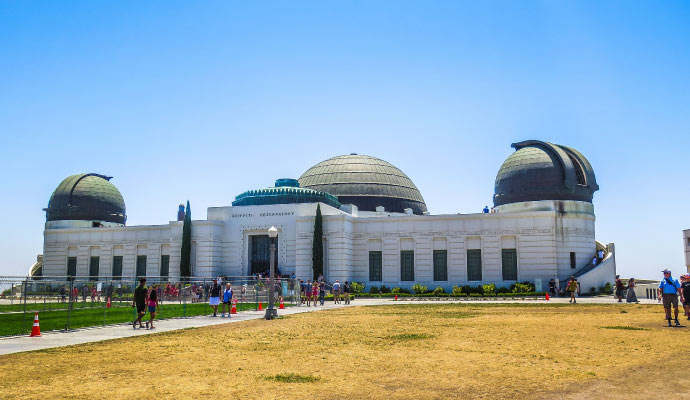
[681, 274, 690, 319]
[626, 278, 639, 303]
[332, 280, 341, 304]
[548, 279, 556, 297]
[312, 281, 319, 307]
[209, 278, 221, 317]
[221, 283, 233, 318]
[304, 279, 312, 306]
[614, 275, 625, 302]
[319, 281, 326, 306]
[566, 276, 578, 304]
[145, 286, 159, 329]
[131, 278, 147, 329]
[658, 269, 682, 327]
[343, 281, 351, 305]
[59, 285, 66, 303]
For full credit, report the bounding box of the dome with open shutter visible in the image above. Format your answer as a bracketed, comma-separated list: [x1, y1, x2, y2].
[494, 140, 599, 207]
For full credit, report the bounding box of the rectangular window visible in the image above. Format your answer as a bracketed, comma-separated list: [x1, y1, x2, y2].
[400, 250, 414, 281]
[570, 252, 576, 269]
[112, 256, 123, 280]
[501, 249, 518, 281]
[467, 249, 482, 281]
[89, 256, 100, 281]
[67, 257, 77, 277]
[369, 251, 382, 281]
[160, 255, 170, 278]
[433, 250, 448, 281]
[136, 255, 147, 277]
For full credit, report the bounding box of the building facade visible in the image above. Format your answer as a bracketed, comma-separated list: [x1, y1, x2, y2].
[40, 140, 616, 291]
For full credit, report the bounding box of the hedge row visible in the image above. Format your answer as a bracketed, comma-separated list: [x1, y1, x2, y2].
[351, 292, 546, 298]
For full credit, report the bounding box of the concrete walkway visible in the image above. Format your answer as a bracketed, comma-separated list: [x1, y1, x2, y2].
[0, 296, 658, 356]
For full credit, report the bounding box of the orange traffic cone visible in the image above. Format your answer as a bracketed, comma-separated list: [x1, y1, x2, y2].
[231, 299, 237, 314]
[279, 297, 285, 309]
[545, 293, 550, 301]
[258, 302, 263, 311]
[106, 297, 111, 308]
[30, 312, 41, 337]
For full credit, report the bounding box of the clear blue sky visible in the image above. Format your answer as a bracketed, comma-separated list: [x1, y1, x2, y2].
[1, 1, 689, 278]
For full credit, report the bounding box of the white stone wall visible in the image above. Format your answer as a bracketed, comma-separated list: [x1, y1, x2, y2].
[43, 220, 223, 280]
[42, 200, 602, 290]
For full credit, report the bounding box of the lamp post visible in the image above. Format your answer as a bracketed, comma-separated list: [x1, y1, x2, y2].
[265, 226, 278, 320]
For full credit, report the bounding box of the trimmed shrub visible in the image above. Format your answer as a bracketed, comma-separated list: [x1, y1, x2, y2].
[433, 286, 445, 295]
[482, 283, 496, 295]
[510, 281, 535, 293]
[350, 281, 365, 294]
[369, 286, 380, 294]
[411, 284, 428, 294]
[380, 285, 392, 294]
[600, 282, 613, 295]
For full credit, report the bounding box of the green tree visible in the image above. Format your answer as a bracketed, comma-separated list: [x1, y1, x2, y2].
[312, 203, 323, 280]
[180, 201, 192, 278]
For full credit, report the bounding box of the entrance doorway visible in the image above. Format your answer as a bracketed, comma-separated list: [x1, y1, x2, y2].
[250, 235, 278, 275]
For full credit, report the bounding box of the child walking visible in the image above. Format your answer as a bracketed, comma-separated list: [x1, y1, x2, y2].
[145, 286, 159, 329]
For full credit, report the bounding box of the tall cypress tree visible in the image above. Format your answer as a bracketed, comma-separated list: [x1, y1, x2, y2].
[180, 201, 192, 279]
[312, 203, 323, 280]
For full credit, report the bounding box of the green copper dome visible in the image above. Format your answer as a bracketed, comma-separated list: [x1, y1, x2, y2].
[298, 154, 427, 214]
[232, 179, 341, 208]
[45, 173, 127, 225]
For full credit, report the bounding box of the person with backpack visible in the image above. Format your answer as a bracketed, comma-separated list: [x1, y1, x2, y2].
[145, 285, 159, 329]
[658, 269, 682, 327]
[221, 283, 233, 318]
[566, 276, 579, 304]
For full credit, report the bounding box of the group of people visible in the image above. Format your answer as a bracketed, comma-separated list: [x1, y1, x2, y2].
[657, 269, 690, 327]
[482, 205, 498, 214]
[300, 278, 351, 306]
[614, 275, 639, 303]
[131, 278, 159, 329]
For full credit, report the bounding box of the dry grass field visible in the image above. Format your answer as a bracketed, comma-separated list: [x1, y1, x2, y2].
[1, 303, 688, 400]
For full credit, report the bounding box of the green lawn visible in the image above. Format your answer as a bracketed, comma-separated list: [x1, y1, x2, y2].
[0, 302, 270, 337]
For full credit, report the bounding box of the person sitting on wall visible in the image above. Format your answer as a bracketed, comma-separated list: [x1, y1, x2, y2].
[483, 206, 489, 213]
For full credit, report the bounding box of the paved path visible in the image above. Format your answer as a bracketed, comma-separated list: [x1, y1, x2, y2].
[0, 297, 658, 356]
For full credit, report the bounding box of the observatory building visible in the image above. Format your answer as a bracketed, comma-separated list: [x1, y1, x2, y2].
[39, 141, 615, 291]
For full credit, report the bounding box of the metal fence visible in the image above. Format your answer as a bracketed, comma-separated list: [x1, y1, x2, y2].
[0, 276, 301, 337]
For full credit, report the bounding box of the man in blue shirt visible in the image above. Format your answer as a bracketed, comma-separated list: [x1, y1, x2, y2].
[483, 206, 489, 214]
[658, 269, 683, 326]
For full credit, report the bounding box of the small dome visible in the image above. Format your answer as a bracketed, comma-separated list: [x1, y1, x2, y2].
[45, 173, 126, 225]
[298, 154, 427, 214]
[232, 178, 341, 208]
[494, 141, 599, 207]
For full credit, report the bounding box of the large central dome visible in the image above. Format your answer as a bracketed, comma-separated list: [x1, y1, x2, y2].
[298, 154, 427, 214]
